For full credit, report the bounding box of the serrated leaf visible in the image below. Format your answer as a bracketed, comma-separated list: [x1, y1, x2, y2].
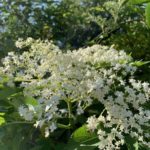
[145, 3, 150, 27]
[24, 96, 38, 106]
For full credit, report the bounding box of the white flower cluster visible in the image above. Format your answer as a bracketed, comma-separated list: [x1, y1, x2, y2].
[0, 38, 149, 149]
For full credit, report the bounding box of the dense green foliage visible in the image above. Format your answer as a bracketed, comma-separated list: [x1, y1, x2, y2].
[0, 0, 150, 56]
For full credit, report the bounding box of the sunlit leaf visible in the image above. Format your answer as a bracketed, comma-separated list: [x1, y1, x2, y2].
[0, 113, 5, 125]
[129, 0, 150, 4]
[72, 125, 97, 143]
[24, 96, 38, 106]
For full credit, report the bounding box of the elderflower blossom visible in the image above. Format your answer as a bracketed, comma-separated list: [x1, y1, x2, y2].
[87, 115, 99, 132]
[0, 38, 150, 149]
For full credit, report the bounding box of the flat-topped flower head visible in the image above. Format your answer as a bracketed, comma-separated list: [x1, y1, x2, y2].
[1, 38, 149, 149]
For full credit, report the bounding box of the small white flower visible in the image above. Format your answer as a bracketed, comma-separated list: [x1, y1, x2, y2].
[18, 106, 26, 116]
[34, 120, 45, 128]
[77, 107, 84, 115]
[98, 115, 105, 123]
[45, 105, 51, 112]
[28, 104, 35, 112]
[45, 127, 49, 137]
[24, 112, 33, 121]
[87, 115, 98, 132]
[49, 122, 57, 132]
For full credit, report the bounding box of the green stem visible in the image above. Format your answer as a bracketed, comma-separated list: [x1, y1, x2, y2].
[100, 108, 106, 116]
[67, 100, 72, 126]
[0, 121, 33, 127]
[57, 99, 73, 130]
[57, 123, 71, 129]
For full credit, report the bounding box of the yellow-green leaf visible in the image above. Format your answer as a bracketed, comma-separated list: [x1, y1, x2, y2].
[145, 3, 150, 27]
[72, 125, 97, 143]
[24, 96, 38, 106]
[129, 0, 150, 4]
[0, 113, 5, 125]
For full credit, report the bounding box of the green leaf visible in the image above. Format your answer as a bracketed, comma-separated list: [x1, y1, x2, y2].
[133, 142, 139, 150]
[24, 96, 38, 106]
[139, 143, 150, 150]
[61, 140, 97, 150]
[72, 125, 97, 143]
[145, 3, 150, 27]
[129, 0, 150, 4]
[0, 124, 33, 150]
[0, 87, 20, 100]
[0, 117, 5, 126]
[56, 125, 99, 150]
[0, 84, 4, 89]
[30, 137, 56, 150]
[125, 135, 139, 150]
[130, 61, 150, 66]
[60, 125, 99, 150]
[0, 113, 5, 125]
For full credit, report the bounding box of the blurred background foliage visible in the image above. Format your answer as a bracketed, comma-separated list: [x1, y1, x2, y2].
[0, 0, 150, 55]
[0, 0, 150, 81]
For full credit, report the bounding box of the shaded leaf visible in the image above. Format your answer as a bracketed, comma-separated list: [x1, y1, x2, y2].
[0, 87, 20, 100]
[125, 135, 139, 150]
[145, 3, 150, 27]
[0, 123, 33, 150]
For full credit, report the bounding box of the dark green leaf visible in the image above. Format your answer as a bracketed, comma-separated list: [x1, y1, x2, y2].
[125, 135, 139, 150]
[0, 87, 20, 100]
[0, 124, 33, 150]
[145, 3, 150, 27]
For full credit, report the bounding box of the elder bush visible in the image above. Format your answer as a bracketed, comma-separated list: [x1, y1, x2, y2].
[0, 38, 149, 150]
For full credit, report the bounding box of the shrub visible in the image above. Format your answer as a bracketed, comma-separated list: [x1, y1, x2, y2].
[0, 38, 149, 149]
